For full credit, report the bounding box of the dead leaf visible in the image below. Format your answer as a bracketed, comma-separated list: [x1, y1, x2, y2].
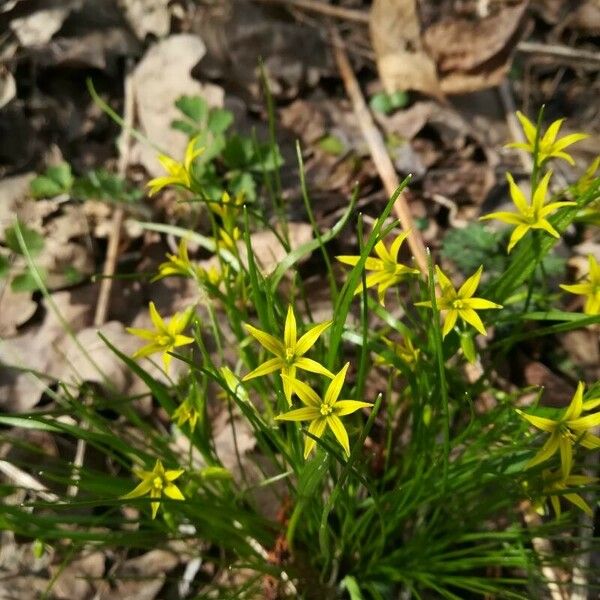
[0, 67, 16, 110]
[370, 0, 443, 99]
[10, 1, 80, 47]
[131, 35, 224, 177]
[51, 551, 105, 600]
[118, 0, 171, 40]
[0, 285, 37, 337]
[424, 2, 528, 94]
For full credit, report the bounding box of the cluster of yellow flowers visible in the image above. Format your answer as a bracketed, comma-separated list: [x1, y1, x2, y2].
[122, 112, 598, 519]
[518, 383, 600, 516]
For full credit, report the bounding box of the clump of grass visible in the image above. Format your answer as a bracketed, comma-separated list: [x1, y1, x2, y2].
[1, 100, 599, 600]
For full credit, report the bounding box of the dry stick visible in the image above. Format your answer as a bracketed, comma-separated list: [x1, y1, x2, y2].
[66, 66, 135, 499]
[330, 27, 429, 275]
[254, 0, 369, 22]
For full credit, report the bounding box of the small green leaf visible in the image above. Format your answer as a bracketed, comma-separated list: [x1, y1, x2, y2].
[207, 109, 233, 135]
[318, 135, 345, 156]
[72, 169, 141, 203]
[389, 90, 409, 109]
[369, 92, 393, 114]
[174, 95, 208, 124]
[30, 163, 73, 198]
[11, 268, 47, 292]
[4, 222, 44, 257]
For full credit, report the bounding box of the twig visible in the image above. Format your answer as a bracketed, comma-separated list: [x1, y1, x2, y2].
[498, 79, 533, 172]
[0, 460, 58, 503]
[253, 0, 369, 23]
[330, 26, 429, 275]
[68, 62, 134, 498]
[517, 41, 600, 66]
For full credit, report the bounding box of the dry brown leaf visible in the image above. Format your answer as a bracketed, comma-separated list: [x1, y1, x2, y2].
[0, 67, 16, 110]
[51, 551, 105, 600]
[118, 0, 171, 40]
[370, 0, 443, 99]
[131, 35, 224, 177]
[9, 1, 80, 47]
[0, 285, 37, 337]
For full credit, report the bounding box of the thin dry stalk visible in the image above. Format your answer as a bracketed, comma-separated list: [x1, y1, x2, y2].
[330, 26, 429, 275]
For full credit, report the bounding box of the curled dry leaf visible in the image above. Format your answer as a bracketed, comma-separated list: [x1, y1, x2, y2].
[131, 34, 224, 177]
[370, 0, 443, 100]
[9, 1, 80, 47]
[0, 67, 16, 110]
[118, 0, 171, 40]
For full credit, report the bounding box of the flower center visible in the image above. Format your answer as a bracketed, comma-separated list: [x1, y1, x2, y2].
[285, 348, 295, 362]
[320, 404, 333, 416]
[452, 299, 465, 309]
[153, 476, 163, 491]
[157, 334, 175, 347]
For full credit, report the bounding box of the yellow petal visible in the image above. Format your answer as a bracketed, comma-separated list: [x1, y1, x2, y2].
[126, 327, 158, 341]
[295, 320, 332, 357]
[526, 431, 560, 468]
[434, 265, 454, 292]
[442, 309, 458, 338]
[567, 412, 600, 431]
[304, 417, 327, 458]
[295, 357, 334, 378]
[389, 230, 410, 262]
[149, 302, 167, 332]
[459, 308, 487, 336]
[121, 477, 153, 500]
[334, 400, 371, 416]
[515, 111, 537, 145]
[558, 435, 572, 480]
[479, 211, 525, 225]
[563, 381, 584, 421]
[284, 305, 297, 350]
[506, 173, 529, 214]
[324, 363, 350, 406]
[276, 406, 322, 422]
[374, 240, 391, 262]
[458, 266, 483, 299]
[517, 410, 558, 432]
[532, 170, 552, 211]
[242, 357, 284, 380]
[564, 493, 592, 516]
[541, 118, 564, 147]
[507, 224, 530, 253]
[533, 219, 560, 238]
[551, 132, 588, 153]
[327, 414, 350, 456]
[466, 297, 502, 310]
[163, 483, 185, 500]
[282, 373, 321, 408]
[244, 324, 284, 357]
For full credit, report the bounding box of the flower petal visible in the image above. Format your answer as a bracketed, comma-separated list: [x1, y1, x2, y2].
[242, 358, 284, 380]
[389, 230, 409, 262]
[374, 240, 391, 262]
[517, 410, 558, 433]
[564, 493, 592, 516]
[296, 320, 332, 357]
[459, 308, 487, 336]
[282, 374, 321, 407]
[434, 265, 454, 292]
[295, 357, 334, 378]
[526, 431, 560, 468]
[334, 400, 371, 416]
[580, 432, 600, 449]
[541, 118, 564, 147]
[163, 483, 185, 500]
[458, 266, 483, 299]
[276, 406, 321, 422]
[567, 412, 600, 431]
[516, 111, 537, 145]
[327, 414, 350, 456]
[563, 381, 584, 421]
[507, 224, 530, 252]
[466, 297, 502, 310]
[244, 324, 284, 357]
[324, 363, 350, 406]
[551, 132, 588, 153]
[304, 417, 327, 458]
[284, 305, 297, 350]
[532, 170, 553, 211]
[121, 478, 153, 499]
[442, 309, 458, 338]
[149, 302, 167, 332]
[506, 173, 529, 214]
[479, 211, 525, 225]
[558, 435, 573, 480]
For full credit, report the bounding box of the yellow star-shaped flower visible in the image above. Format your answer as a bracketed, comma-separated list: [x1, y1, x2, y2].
[416, 265, 502, 338]
[121, 459, 185, 519]
[152, 238, 203, 282]
[243, 306, 334, 405]
[507, 111, 588, 166]
[275, 363, 371, 458]
[147, 136, 203, 196]
[336, 231, 419, 305]
[127, 302, 195, 372]
[539, 469, 596, 518]
[517, 382, 600, 479]
[480, 171, 576, 252]
[560, 254, 600, 315]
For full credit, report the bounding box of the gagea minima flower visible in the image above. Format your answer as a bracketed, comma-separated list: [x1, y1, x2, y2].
[243, 306, 334, 404]
[275, 363, 371, 459]
[480, 171, 575, 252]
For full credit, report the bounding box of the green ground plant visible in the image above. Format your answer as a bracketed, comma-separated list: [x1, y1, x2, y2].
[1, 99, 599, 600]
